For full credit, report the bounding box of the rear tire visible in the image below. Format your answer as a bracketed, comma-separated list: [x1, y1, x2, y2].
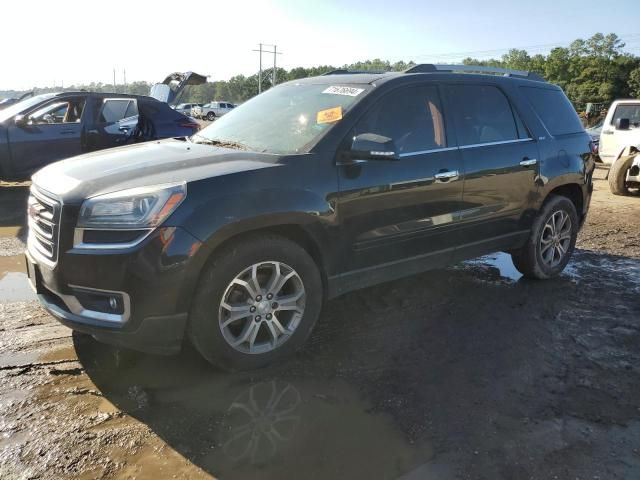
[608, 154, 635, 196]
[511, 195, 579, 279]
[207, 112, 216, 121]
[188, 235, 323, 371]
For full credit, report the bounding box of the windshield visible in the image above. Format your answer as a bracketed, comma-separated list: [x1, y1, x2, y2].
[193, 82, 371, 154]
[0, 93, 57, 123]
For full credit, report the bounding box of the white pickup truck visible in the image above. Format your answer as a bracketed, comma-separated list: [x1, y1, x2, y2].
[599, 99, 640, 195]
[191, 101, 236, 121]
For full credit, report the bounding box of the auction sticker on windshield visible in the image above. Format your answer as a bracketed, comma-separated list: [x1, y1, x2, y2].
[322, 86, 364, 96]
[317, 106, 343, 124]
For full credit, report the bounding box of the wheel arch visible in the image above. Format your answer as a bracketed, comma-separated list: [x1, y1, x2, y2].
[193, 220, 330, 303]
[543, 183, 585, 222]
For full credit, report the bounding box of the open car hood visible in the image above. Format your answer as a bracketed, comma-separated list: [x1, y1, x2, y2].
[149, 71, 207, 104]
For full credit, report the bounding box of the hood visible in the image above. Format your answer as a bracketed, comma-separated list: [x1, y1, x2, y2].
[32, 139, 278, 202]
[149, 71, 207, 104]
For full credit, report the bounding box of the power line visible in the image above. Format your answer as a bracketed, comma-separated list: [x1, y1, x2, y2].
[408, 32, 640, 62]
[252, 43, 283, 94]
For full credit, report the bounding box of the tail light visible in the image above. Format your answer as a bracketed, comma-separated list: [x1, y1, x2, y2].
[178, 121, 200, 132]
[589, 141, 598, 155]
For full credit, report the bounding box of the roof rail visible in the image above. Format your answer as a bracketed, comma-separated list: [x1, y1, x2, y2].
[322, 69, 388, 76]
[404, 64, 545, 82]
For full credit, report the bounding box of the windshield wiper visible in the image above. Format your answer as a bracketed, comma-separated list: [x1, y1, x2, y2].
[191, 134, 249, 151]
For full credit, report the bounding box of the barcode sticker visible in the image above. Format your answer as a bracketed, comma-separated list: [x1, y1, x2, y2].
[322, 86, 364, 96]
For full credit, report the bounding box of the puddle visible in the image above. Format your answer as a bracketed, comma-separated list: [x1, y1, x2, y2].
[69, 339, 434, 480]
[0, 255, 35, 303]
[0, 226, 23, 237]
[465, 252, 523, 281]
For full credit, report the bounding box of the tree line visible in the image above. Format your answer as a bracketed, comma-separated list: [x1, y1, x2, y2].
[2, 33, 638, 112]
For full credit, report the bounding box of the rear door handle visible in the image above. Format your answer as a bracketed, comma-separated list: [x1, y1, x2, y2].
[520, 158, 537, 167]
[602, 130, 614, 135]
[434, 170, 459, 182]
[60, 129, 77, 135]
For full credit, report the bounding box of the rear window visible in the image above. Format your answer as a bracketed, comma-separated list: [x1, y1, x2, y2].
[99, 99, 138, 123]
[611, 104, 640, 128]
[521, 87, 583, 136]
[448, 85, 523, 146]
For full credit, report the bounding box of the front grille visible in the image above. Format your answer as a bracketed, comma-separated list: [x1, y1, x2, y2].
[28, 187, 62, 263]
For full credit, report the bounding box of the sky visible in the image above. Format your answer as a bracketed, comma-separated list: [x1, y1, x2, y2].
[2, 0, 639, 91]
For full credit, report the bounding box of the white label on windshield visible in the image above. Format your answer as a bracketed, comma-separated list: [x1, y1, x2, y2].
[322, 86, 364, 97]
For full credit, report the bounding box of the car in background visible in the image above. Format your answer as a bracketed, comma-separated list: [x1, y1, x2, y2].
[173, 103, 203, 116]
[599, 99, 640, 195]
[0, 91, 34, 110]
[0, 92, 200, 181]
[149, 72, 207, 104]
[192, 101, 236, 121]
[586, 118, 604, 157]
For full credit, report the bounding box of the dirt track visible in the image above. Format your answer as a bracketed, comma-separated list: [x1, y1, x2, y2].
[1, 168, 639, 479]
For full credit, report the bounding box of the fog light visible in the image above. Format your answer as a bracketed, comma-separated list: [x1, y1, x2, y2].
[109, 297, 118, 310]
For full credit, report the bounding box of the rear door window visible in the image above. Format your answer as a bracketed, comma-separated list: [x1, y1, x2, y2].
[520, 86, 583, 136]
[447, 85, 521, 146]
[352, 85, 447, 153]
[99, 99, 138, 123]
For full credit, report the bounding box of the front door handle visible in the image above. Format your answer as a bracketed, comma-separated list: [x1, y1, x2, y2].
[434, 170, 459, 182]
[60, 129, 77, 135]
[520, 158, 537, 167]
[602, 130, 614, 135]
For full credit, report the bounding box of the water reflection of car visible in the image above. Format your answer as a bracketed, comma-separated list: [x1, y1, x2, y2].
[0, 92, 201, 180]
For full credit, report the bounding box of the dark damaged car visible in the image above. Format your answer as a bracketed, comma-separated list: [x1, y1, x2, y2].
[0, 72, 206, 181]
[0, 92, 200, 181]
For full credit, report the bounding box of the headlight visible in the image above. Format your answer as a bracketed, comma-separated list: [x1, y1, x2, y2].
[77, 183, 186, 229]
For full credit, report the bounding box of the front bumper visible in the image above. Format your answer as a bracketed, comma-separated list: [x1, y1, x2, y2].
[26, 226, 210, 354]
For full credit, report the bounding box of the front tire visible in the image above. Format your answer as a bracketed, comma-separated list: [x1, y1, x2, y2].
[188, 235, 323, 371]
[207, 112, 216, 121]
[608, 154, 635, 196]
[511, 195, 579, 279]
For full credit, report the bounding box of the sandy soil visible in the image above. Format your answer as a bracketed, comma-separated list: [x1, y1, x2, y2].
[0, 169, 639, 479]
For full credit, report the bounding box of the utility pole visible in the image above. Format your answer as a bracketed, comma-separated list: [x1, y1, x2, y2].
[252, 44, 283, 94]
[273, 45, 277, 86]
[113, 68, 116, 92]
[123, 68, 127, 88]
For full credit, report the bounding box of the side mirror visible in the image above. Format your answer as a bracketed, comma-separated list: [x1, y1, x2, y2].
[14, 114, 27, 126]
[615, 118, 630, 130]
[349, 133, 399, 161]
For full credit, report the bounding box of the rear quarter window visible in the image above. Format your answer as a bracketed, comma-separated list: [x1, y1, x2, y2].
[520, 86, 583, 136]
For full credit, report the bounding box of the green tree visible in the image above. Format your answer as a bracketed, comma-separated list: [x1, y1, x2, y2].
[630, 67, 640, 98]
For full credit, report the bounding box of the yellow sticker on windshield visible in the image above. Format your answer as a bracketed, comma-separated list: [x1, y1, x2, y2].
[317, 106, 343, 124]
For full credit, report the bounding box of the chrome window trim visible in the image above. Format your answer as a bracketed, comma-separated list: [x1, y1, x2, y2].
[399, 146, 458, 158]
[397, 139, 534, 158]
[459, 138, 534, 150]
[73, 227, 154, 250]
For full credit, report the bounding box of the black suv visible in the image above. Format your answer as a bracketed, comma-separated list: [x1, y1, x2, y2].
[25, 65, 594, 370]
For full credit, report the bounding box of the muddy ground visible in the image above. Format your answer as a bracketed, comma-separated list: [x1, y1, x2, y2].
[1, 167, 639, 479]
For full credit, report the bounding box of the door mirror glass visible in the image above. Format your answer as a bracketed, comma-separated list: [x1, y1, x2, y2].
[615, 118, 630, 130]
[14, 114, 27, 126]
[350, 133, 399, 161]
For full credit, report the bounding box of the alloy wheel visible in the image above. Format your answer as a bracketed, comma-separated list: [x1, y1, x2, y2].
[219, 261, 306, 354]
[540, 210, 572, 268]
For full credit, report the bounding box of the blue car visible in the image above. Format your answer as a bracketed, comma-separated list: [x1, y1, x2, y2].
[0, 91, 201, 181]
